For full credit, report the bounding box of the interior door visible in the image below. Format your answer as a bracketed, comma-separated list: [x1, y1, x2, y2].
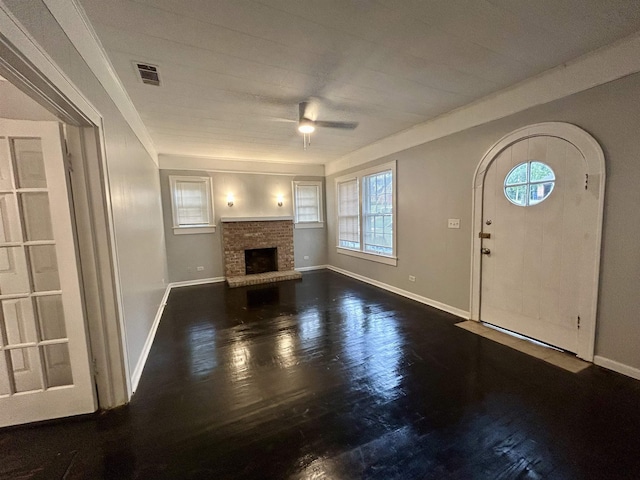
[0, 119, 95, 427]
[480, 135, 590, 353]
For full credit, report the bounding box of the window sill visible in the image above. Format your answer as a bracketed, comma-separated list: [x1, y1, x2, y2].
[336, 247, 397, 266]
[294, 222, 324, 229]
[173, 225, 216, 235]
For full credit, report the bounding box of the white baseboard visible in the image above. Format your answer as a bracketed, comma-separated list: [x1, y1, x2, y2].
[169, 276, 226, 288]
[131, 283, 171, 393]
[327, 265, 469, 319]
[594, 355, 640, 381]
[295, 265, 329, 272]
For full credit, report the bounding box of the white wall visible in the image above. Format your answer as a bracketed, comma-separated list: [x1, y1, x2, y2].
[327, 73, 640, 373]
[4, 0, 168, 387]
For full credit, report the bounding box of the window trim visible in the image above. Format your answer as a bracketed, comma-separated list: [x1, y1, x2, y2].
[169, 175, 216, 235]
[292, 180, 324, 229]
[335, 161, 397, 266]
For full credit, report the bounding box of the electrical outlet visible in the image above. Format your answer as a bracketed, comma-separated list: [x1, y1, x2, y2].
[196, 266, 204, 271]
[304, 255, 310, 260]
[409, 275, 416, 282]
[448, 218, 460, 229]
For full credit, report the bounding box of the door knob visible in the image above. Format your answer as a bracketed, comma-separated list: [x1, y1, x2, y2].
[481, 248, 491, 255]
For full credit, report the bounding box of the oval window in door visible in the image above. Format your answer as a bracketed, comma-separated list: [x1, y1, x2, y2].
[504, 161, 555, 206]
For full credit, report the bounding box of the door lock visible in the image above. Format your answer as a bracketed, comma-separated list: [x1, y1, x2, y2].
[481, 248, 491, 255]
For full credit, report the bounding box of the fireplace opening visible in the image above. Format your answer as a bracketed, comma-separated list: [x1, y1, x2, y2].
[245, 247, 277, 275]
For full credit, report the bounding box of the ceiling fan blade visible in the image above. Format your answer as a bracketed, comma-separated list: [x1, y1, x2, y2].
[315, 120, 359, 130]
[268, 117, 297, 123]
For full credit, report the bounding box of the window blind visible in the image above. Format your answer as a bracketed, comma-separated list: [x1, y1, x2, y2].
[337, 179, 360, 249]
[174, 180, 209, 225]
[295, 184, 320, 222]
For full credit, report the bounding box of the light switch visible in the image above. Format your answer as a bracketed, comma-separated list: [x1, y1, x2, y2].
[448, 218, 460, 229]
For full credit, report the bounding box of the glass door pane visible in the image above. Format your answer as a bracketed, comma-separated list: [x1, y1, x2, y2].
[20, 193, 54, 241]
[11, 138, 47, 188]
[10, 347, 42, 392]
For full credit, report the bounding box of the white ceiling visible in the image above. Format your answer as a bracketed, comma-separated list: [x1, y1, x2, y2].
[79, 0, 640, 165]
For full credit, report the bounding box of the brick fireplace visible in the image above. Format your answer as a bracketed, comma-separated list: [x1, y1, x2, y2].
[221, 217, 302, 287]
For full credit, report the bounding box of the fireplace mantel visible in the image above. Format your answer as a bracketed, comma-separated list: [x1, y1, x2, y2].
[220, 216, 293, 223]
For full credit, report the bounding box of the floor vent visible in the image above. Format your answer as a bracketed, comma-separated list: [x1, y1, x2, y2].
[135, 63, 160, 86]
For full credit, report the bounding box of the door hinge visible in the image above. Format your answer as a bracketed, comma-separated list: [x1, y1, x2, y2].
[577, 316, 581, 329]
[585, 174, 589, 190]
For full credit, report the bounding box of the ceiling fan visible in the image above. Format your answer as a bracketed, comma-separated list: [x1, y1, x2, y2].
[297, 101, 358, 150]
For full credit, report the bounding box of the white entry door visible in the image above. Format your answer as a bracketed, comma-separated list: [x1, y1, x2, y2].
[479, 132, 600, 354]
[0, 119, 96, 428]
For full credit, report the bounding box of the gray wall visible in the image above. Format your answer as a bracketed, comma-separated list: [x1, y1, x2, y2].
[160, 169, 327, 282]
[327, 72, 640, 371]
[6, 1, 169, 381]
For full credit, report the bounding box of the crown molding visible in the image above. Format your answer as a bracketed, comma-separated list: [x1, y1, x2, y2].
[326, 31, 640, 176]
[42, 0, 158, 165]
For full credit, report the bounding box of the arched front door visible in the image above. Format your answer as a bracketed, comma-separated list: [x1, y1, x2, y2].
[470, 123, 605, 360]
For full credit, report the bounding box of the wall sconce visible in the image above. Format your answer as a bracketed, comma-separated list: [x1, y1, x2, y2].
[227, 194, 234, 207]
[277, 194, 284, 207]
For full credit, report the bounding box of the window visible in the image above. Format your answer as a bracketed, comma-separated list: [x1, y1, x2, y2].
[169, 175, 215, 234]
[293, 181, 323, 228]
[336, 161, 397, 266]
[363, 170, 393, 256]
[504, 161, 555, 207]
[337, 178, 360, 249]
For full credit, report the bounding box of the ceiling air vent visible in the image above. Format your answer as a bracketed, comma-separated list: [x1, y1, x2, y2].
[136, 63, 161, 86]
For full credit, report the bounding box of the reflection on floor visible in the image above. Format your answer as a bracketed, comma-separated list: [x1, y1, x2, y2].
[1, 270, 640, 479]
[455, 320, 590, 373]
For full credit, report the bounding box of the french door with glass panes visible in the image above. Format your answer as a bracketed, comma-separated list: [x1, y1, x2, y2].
[0, 119, 95, 428]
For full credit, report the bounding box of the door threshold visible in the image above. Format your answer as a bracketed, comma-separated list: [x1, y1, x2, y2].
[455, 320, 590, 373]
[482, 322, 564, 351]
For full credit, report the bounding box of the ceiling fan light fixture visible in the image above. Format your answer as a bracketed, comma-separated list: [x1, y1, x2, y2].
[298, 119, 315, 134]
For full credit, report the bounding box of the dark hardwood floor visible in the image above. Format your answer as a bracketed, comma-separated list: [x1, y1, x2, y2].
[2, 270, 640, 479]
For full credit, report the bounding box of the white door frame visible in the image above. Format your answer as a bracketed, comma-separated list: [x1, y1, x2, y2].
[0, 6, 131, 406]
[469, 122, 606, 360]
